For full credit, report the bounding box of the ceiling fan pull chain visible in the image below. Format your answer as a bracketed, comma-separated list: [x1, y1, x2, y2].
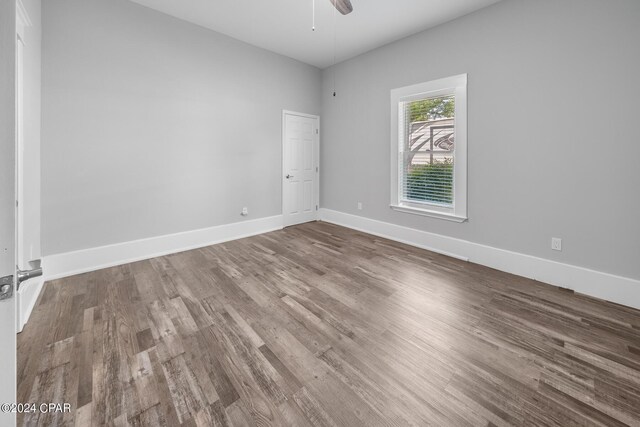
[312, 0, 315, 31]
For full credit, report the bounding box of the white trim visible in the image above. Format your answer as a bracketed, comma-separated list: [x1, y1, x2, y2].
[15, 0, 34, 333]
[42, 215, 283, 282]
[16, 0, 31, 41]
[320, 208, 640, 310]
[16, 278, 43, 332]
[282, 110, 320, 227]
[16, 23, 26, 270]
[390, 74, 467, 221]
[390, 204, 467, 222]
[282, 110, 319, 120]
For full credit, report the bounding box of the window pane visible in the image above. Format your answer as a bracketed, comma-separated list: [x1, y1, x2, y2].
[402, 95, 455, 206]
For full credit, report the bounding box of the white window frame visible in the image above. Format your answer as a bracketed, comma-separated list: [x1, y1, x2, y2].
[390, 74, 468, 223]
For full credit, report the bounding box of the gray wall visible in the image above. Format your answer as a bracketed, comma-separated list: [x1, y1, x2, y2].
[321, 0, 640, 280]
[42, 0, 321, 255]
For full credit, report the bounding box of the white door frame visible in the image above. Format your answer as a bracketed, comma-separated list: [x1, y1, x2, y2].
[16, 7, 26, 271]
[282, 110, 320, 227]
[16, 0, 40, 334]
[0, 1, 20, 425]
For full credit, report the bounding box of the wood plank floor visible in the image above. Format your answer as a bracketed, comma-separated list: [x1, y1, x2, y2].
[18, 221, 640, 426]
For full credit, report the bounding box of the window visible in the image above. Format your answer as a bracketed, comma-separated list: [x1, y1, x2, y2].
[390, 74, 467, 222]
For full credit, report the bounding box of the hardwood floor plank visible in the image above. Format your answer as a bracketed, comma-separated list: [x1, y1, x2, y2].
[128, 350, 161, 419]
[147, 348, 182, 427]
[225, 399, 256, 427]
[259, 344, 303, 396]
[102, 314, 126, 421]
[75, 402, 92, 427]
[208, 310, 288, 405]
[161, 354, 209, 424]
[292, 386, 340, 427]
[191, 330, 240, 408]
[24, 364, 68, 427]
[537, 380, 627, 427]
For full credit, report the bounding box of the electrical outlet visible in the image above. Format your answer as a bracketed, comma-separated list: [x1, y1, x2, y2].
[241, 207, 248, 216]
[551, 237, 562, 251]
[357, 202, 363, 210]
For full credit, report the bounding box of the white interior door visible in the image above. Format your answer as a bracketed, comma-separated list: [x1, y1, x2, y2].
[283, 111, 319, 227]
[0, 0, 18, 425]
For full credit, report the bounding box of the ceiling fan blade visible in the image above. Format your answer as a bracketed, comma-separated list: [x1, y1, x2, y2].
[329, 0, 353, 15]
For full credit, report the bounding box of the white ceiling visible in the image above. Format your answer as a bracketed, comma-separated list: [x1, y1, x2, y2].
[128, 0, 502, 69]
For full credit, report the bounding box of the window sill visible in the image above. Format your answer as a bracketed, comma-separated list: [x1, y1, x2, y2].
[390, 204, 468, 223]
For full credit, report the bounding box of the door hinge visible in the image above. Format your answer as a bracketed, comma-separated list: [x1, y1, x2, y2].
[0, 275, 14, 301]
[316, 129, 319, 134]
[316, 205, 319, 211]
[316, 166, 318, 172]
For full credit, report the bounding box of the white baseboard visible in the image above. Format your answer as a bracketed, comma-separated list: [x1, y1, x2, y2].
[320, 208, 640, 310]
[43, 215, 283, 282]
[17, 278, 44, 332]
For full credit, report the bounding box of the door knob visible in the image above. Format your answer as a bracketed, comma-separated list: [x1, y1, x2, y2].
[16, 259, 43, 291]
[17, 266, 43, 285]
[286, 174, 294, 179]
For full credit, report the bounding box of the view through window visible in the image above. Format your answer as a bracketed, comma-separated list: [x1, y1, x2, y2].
[401, 95, 455, 206]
